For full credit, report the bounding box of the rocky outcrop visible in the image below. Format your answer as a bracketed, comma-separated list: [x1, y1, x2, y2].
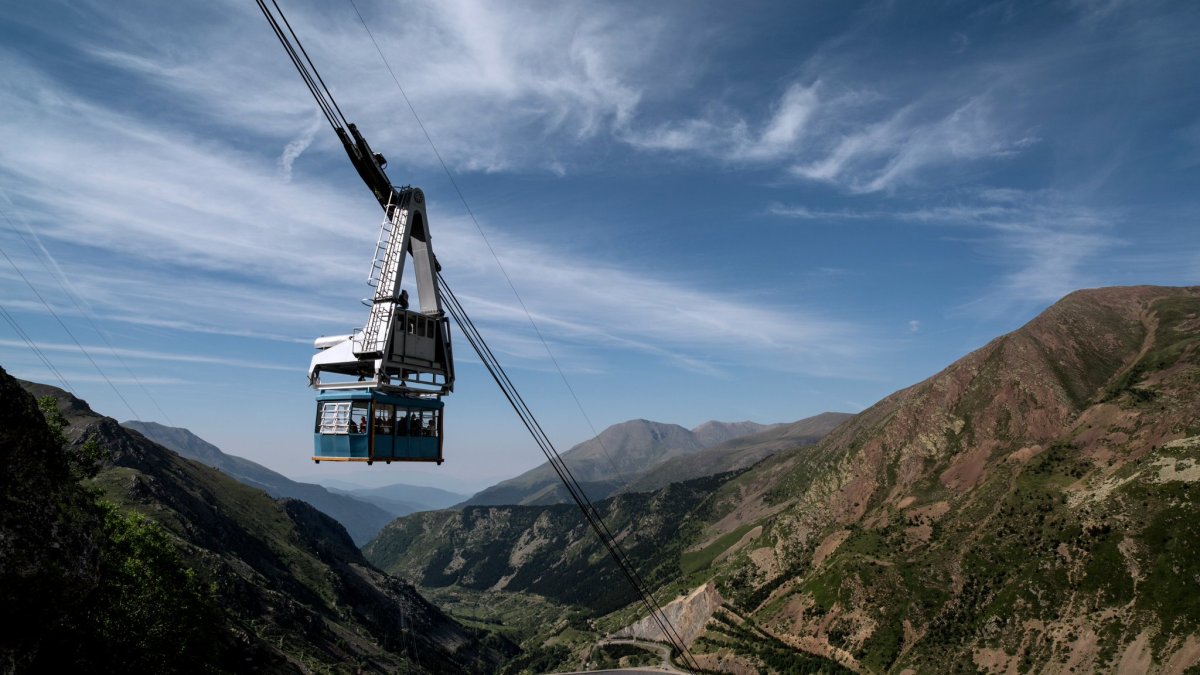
[0, 368, 102, 671]
[613, 582, 724, 646]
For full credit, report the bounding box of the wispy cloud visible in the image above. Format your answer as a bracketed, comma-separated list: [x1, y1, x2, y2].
[68, 0, 660, 174]
[279, 119, 322, 182]
[769, 188, 1121, 314]
[791, 96, 1037, 193]
[0, 42, 867, 380]
[0, 339, 296, 372]
[620, 82, 823, 162]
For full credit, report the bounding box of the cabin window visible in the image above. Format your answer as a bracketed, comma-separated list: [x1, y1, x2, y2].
[407, 315, 417, 335]
[350, 402, 370, 434]
[395, 408, 439, 437]
[375, 404, 394, 435]
[424, 318, 435, 338]
[317, 401, 351, 434]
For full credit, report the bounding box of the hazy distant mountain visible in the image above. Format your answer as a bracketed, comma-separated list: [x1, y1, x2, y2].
[462, 418, 831, 507]
[690, 420, 784, 447]
[328, 483, 470, 517]
[122, 421, 393, 545]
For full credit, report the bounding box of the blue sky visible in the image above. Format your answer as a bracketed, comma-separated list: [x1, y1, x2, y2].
[1, 0, 1197, 490]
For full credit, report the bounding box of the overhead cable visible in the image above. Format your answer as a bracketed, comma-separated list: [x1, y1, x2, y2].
[0, 301, 74, 392]
[0, 200, 175, 425]
[0, 244, 140, 420]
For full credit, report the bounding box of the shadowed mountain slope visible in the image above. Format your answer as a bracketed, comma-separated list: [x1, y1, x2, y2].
[15, 375, 510, 673]
[122, 421, 394, 545]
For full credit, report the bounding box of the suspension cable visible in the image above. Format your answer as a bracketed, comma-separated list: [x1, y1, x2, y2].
[0, 198, 175, 425]
[256, 0, 348, 131]
[257, 1, 699, 668]
[440, 274, 699, 671]
[0, 244, 140, 420]
[0, 301, 74, 393]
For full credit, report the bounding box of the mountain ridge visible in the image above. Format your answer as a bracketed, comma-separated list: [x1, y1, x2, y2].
[464, 416, 843, 507]
[121, 420, 394, 545]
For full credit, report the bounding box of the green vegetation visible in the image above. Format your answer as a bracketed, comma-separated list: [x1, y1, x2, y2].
[41, 504, 225, 673]
[1104, 296, 1200, 403]
[588, 642, 659, 669]
[10, 397, 227, 673]
[695, 609, 852, 674]
[681, 522, 757, 575]
[497, 643, 572, 675]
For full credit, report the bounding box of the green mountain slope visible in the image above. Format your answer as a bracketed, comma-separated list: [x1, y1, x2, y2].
[366, 474, 734, 615]
[8, 372, 510, 673]
[122, 420, 394, 544]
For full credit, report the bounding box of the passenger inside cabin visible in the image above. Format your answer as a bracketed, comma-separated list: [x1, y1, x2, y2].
[360, 416, 369, 433]
[347, 419, 357, 433]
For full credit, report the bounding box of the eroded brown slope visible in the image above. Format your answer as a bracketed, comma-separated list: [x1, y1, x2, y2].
[687, 286, 1200, 673]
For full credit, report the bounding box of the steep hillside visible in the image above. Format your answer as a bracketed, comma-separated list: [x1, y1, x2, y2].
[674, 285, 1200, 672]
[123, 420, 394, 544]
[14, 374, 509, 673]
[366, 473, 735, 615]
[465, 417, 826, 507]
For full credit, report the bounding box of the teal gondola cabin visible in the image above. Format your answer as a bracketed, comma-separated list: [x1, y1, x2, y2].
[313, 390, 443, 464]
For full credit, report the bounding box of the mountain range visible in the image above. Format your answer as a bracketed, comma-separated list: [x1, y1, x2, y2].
[463, 415, 848, 507]
[365, 285, 1200, 673]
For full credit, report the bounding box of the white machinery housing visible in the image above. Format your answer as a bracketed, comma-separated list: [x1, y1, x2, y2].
[309, 187, 454, 396]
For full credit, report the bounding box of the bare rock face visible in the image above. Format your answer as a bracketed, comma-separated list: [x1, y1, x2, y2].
[614, 582, 724, 646]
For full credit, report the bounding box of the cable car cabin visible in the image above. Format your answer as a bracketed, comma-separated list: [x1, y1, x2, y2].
[313, 390, 443, 464]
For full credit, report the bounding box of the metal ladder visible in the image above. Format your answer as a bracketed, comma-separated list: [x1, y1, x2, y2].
[356, 203, 408, 355]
